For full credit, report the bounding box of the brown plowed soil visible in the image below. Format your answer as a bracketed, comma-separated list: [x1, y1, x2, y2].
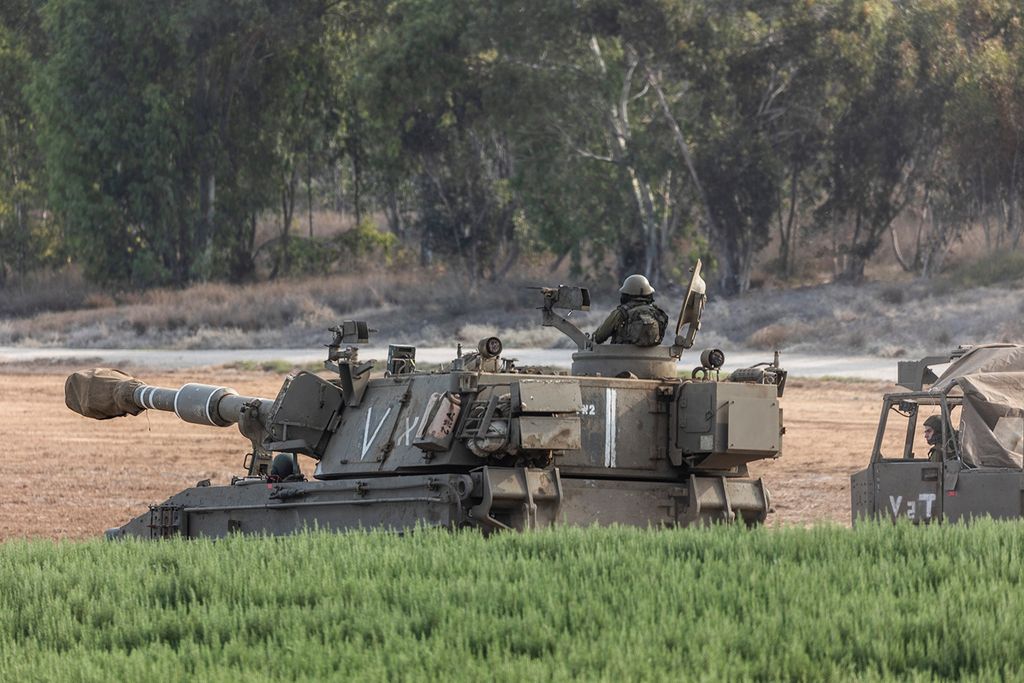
[0, 369, 892, 540]
[748, 378, 893, 526]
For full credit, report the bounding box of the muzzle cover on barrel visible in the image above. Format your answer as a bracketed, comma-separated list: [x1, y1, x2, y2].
[65, 369, 146, 420]
[65, 369, 239, 427]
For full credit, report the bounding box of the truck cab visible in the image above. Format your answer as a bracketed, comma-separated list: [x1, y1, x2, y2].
[852, 345, 1024, 523]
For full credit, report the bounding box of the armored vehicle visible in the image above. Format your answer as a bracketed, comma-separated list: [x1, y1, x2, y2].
[852, 344, 1024, 523]
[66, 262, 786, 539]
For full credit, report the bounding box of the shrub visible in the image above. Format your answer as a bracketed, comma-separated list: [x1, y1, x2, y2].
[944, 250, 1024, 289]
[880, 285, 905, 304]
[0, 268, 96, 318]
[748, 323, 794, 349]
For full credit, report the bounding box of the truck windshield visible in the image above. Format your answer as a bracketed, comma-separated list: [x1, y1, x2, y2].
[877, 399, 960, 461]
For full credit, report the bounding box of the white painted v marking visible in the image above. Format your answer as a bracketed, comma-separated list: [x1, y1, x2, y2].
[361, 406, 394, 460]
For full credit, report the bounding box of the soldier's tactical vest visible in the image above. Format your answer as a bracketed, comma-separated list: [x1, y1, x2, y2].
[613, 303, 668, 346]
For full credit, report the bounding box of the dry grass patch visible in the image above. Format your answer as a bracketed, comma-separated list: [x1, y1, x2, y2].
[747, 322, 812, 350]
[0, 266, 561, 348]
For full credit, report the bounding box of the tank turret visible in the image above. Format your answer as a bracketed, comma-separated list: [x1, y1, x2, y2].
[67, 262, 786, 539]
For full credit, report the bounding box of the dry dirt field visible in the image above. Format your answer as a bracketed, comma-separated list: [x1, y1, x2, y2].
[0, 368, 893, 540]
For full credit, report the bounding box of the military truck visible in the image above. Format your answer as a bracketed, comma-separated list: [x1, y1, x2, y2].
[852, 344, 1024, 523]
[66, 262, 787, 539]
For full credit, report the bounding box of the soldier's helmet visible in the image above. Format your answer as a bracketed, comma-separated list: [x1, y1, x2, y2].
[923, 414, 943, 444]
[619, 274, 655, 296]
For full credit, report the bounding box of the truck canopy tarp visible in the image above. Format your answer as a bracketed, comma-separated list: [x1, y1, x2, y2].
[933, 345, 1024, 391]
[953, 372, 1024, 469]
[927, 346, 1024, 468]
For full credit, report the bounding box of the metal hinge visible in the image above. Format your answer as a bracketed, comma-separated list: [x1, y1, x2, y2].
[147, 504, 185, 539]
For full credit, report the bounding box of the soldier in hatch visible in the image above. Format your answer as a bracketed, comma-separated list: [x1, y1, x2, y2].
[923, 414, 958, 462]
[593, 274, 669, 346]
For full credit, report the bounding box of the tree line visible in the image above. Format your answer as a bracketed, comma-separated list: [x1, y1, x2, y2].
[1, 0, 1023, 295]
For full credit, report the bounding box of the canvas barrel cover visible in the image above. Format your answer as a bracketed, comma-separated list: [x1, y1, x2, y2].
[65, 368, 145, 420]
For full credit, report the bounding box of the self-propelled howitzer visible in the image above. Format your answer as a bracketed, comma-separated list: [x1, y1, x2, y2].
[67, 264, 786, 539]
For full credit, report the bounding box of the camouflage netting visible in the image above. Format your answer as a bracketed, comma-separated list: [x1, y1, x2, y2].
[929, 346, 1024, 469]
[64, 368, 145, 420]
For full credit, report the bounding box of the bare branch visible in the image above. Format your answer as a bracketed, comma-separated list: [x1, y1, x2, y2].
[619, 44, 639, 131]
[642, 63, 718, 236]
[630, 82, 650, 103]
[588, 36, 607, 76]
[890, 223, 912, 272]
[551, 122, 618, 164]
[757, 68, 791, 119]
[573, 148, 617, 164]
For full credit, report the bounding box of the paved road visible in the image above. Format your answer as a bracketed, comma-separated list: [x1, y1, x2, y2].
[0, 345, 910, 380]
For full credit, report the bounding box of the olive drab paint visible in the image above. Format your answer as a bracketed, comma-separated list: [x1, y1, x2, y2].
[66, 264, 788, 539]
[852, 345, 1024, 524]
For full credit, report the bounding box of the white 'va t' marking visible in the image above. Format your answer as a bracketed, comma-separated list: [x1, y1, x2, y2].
[889, 493, 938, 519]
[604, 388, 617, 467]
[889, 495, 903, 517]
[919, 493, 936, 518]
[397, 416, 420, 447]
[361, 406, 394, 460]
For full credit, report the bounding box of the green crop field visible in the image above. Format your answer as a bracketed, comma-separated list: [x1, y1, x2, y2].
[2, 522, 1023, 682]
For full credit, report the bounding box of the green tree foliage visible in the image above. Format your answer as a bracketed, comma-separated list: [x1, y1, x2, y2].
[8, 0, 1024, 292]
[944, 2, 1024, 253]
[0, 0, 56, 285]
[814, 1, 958, 282]
[383, 0, 705, 287]
[669, 3, 810, 294]
[342, 0, 526, 281]
[32, 0, 336, 286]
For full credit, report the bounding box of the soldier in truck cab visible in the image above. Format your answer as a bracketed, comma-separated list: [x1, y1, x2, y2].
[592, 274, 669, 347]
[923, 414, 957, 462]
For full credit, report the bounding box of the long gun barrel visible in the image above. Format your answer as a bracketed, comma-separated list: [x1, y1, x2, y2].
[65, 368, 273, 427]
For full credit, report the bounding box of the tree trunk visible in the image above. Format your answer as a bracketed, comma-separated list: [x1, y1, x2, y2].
[385, 186, 405, 238]
[13, 200, 26, 275]
[716, 254, 742, 296]
[352, 153, 362, 228]
[348, 104, 364, 229]
[494, 242, 521, 282]
[273, 166, 298, 279]
[657, 174, 679, 288]
[839, 213, 873, 284]
[890, 223, 913, 273]
[193, 51, 215, 280]
[644, 64, 717, 240]
[841, 254, 867, 283]
[226, 214, 257, 283]
[419, 230, 432, 267]
[779, 160, 800, 278]
[549, 246, 572, 272]
[1009, 143, 1021, 249]
[307, 147, 314, 239]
